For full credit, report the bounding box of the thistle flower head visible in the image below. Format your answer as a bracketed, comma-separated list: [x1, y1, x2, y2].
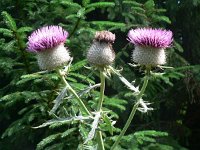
[87, 31, 115, 67]
[27, 25, 68, 52]
[95, 31, 115, 43]
[27, 25, 70, 70]
[128, 28, 172, 48]
[128, 28, 173, 66]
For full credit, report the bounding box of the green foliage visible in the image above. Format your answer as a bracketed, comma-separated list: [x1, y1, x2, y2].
[109, 130, 188, 150]
[0, 0, 196, 149]
[1, 11, 17, 31]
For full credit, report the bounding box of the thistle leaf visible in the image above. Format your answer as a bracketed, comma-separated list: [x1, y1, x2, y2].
[33, 116, 91, 128]
[84, 112, 101, 144]
[49, 86, 68, 114]
[109, 66, 139, 93]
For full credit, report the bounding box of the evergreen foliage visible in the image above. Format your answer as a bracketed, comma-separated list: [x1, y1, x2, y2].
[0, 0, 199, 150]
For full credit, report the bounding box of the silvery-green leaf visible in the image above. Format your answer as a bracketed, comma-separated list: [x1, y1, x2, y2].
[84, 112, 101, 144]
[33, 116, 90, 128]
[49, 86, 68, 114]
[109, 66, 139, 92]
[137, 99, 153, 113]
[68, 83, 100, 99]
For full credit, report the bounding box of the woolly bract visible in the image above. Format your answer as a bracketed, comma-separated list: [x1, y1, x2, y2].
[87, 41, 115, 66]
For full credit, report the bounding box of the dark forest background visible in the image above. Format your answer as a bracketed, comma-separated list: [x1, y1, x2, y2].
[0, 0, 200, 150]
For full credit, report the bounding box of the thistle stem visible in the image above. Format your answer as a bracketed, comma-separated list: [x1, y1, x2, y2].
[96, 70, 105, 150]
[97, 131, 105, 150]
[57, 69, 91, 116]
[111, 68, 150, 150]
[97, 71, 105, 111]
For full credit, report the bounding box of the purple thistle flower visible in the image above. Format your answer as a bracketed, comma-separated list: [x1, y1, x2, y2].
[27, 25, 70, 70]
[27, 25, 68, 52]
[128, 28, 173, 48]
[128, 28, 173, 66]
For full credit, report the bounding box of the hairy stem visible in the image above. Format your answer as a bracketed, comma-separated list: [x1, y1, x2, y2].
[111, 68, 150, 150]
[57, 69, 91, 116]
[96, 70, 105, 150]
[97, 131, 105, 150]
[97, 71, 105, 111]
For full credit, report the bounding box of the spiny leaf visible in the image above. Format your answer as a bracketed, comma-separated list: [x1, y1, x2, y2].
[77, 83, 100, 97]
[109, 66, 139, 93]
[84, 112, 101, 144]
[49, 86, 68, 114]
[33, 116, 90, 128]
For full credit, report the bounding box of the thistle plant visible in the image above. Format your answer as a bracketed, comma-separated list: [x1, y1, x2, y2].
[111, 28, 173, 149]
[86, 30, 116, 149]
[27, 25, 91, 116]
[0, 1, 191, 149]
[26, 27, 173, 149]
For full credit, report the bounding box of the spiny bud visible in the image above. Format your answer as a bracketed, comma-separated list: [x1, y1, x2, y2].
[87, 31, 115, 66]
[27, 25, 70, 70]
[127, 28, 173, 66]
